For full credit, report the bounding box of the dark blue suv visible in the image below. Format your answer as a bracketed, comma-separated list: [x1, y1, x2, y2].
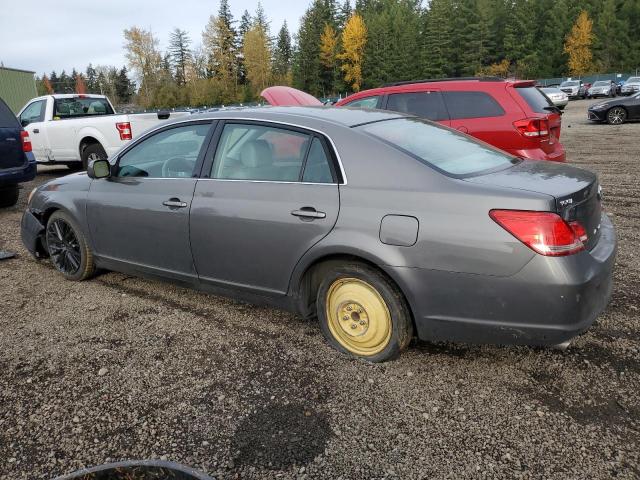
[0, 96, 36, 206]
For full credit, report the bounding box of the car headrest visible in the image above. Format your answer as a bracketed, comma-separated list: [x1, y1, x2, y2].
[240, 139, 272, 168]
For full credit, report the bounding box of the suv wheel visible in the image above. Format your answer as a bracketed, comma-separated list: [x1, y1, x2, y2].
[0, 184, 19, 207]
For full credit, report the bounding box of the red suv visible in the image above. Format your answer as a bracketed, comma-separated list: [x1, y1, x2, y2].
[334, 77, 566, 162]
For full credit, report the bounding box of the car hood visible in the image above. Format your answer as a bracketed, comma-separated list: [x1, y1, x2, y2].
[261, 86, 322, 106]
[464, 159, 596, 199]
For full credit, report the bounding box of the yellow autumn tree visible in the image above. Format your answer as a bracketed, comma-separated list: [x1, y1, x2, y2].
[243, 24, 272, 98]
[338, 14, 367, 92]
[320, 23, 338, 69]
[564, 11, 594, 77]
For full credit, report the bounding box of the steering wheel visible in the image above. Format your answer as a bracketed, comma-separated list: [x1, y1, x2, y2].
[162, 156, 193, 178]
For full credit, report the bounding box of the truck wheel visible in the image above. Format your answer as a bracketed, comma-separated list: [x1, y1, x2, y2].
[316, 263, 413, 362]
[0, 184, 19, 207]
[81, 144, 107, 170]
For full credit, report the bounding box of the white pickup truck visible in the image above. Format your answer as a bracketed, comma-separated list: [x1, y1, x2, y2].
[17, 94, 191, 169]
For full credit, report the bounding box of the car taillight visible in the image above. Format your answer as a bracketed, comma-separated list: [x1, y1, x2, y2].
[513, 118, 549, 139]
[20, 130, 32, 152]
[490, 210, 587, 257]
[116, 122, 132, 141]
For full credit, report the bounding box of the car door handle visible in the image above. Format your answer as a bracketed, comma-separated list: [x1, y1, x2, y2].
[162, 198, 188, 208]
[33, 128, 40, 133]
[291, 207, 326, 219]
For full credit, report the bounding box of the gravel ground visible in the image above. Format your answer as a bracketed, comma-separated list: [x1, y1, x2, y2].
[0, 99, 638, 480]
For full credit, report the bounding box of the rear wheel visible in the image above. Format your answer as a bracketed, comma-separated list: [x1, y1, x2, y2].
[316, 263, 413, 362]
[46, 211, 95, 281]
[0, 184, 19, 207]
[607, 107, 627, 125]
[81, 143, 107, 170]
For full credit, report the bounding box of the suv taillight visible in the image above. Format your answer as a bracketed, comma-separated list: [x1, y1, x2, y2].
[20, 130, 32, 152]
[513, 118, 549, 139]
[116, 122, 132, 141]
[490, 210, 587, 257]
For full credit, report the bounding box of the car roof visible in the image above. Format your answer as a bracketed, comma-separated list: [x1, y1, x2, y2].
[188, 106, 407, 128]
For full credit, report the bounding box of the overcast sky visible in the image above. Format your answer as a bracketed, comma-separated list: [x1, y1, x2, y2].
[0, 0, 309, 76]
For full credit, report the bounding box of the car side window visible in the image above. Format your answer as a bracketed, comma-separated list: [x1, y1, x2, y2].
[442, 91, 505, 120]
[302, 137, 334, 183]
[20, 100, 45, 126]
[344, 96, 380, 109]
[116, 123, 211, 178]
[212, 123, 312, 182]
[386, 92, 449, 121]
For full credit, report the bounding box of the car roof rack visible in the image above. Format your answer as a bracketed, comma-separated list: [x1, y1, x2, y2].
[383, 76, 505, 87]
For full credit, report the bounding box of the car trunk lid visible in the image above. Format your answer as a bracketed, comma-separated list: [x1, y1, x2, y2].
[465, 160, 602, 251]
[261, 86, 323, 106]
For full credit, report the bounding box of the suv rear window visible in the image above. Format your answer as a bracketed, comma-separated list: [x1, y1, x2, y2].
[358, 118, 517, 177]
[386, 92, 448, 121]
[0, 98, 19, 128]
[442, 91, 504, 119]
[515, 87, 554, 114]
[54, 97, 114, 119]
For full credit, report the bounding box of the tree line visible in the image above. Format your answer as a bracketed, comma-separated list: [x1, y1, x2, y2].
[36, 0, 640, 108]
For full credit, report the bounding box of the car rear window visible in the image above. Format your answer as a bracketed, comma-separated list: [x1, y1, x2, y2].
[386, 92, 449, 121]
[358, 117, 517, 177]
[53, 97, 114, 119]
[0, 97, 19, 128]
[515, 87, 554, 114]
[442, 91, 504, 119]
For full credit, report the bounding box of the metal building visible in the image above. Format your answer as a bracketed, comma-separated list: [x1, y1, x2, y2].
[0, 66, 37, 113]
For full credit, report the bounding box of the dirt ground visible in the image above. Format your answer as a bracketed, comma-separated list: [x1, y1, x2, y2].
[0, 99, 638, 480]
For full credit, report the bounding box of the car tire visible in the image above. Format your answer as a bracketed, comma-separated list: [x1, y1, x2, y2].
[316, 263, 413, 362]
[0, 184, 19, 207]
[81, 143, 107, 170]
[606, 107, 627, 125]
[45, 210, 95, 281]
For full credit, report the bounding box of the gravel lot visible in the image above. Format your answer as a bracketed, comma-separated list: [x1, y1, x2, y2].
[0, 99, 638, 480]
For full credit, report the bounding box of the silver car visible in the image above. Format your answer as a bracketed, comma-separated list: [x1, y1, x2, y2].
[21, 107, 616, 362]
[621, 76, 640, 96]
[540, 87, 569, 109]
[587, 80, 617, 98]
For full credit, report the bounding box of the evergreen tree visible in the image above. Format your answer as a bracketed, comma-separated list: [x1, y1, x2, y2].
[169, 28, 192, 86]
[421, 0, 453, 78]
[85, 64, 98, 93]
[595, 0, 629, 72]
[293, 0, 337, 96]
[273, 21, 293, 77]
[336, 0, 352, 29]
[115, 67, 134, 103]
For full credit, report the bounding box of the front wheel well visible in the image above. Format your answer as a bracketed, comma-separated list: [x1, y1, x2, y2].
[295, 254, 416, 329]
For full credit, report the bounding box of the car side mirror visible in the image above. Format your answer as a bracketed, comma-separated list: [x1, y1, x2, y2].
[87, 159, 111, 179]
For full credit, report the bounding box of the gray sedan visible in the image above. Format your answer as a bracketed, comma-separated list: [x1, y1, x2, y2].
[21, 107, 616, 362]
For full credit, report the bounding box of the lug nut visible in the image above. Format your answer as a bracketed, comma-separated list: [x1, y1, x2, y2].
[351, 324, 357, 329]
[343, 315, 350, 321]
[346, 306, 352, 311]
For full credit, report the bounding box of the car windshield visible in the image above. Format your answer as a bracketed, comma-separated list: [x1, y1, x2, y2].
[593, 81, 609, 86]
[358, 117, 518, 177]
[626, 77, 640, 83]
[542, 88, 561, 94]
[561, 81, 580, 87]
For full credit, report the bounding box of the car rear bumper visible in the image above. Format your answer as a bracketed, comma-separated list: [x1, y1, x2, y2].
[0, 155, 37, 186]
[21, 209, 46, 258]
[512, 144, 566, 162]
[389, 214, 616, 347]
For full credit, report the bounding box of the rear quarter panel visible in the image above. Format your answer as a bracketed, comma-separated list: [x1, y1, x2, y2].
[289, 125, 554, 294]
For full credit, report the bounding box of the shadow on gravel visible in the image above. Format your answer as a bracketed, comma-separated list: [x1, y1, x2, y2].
[231, 403, 331, 470]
